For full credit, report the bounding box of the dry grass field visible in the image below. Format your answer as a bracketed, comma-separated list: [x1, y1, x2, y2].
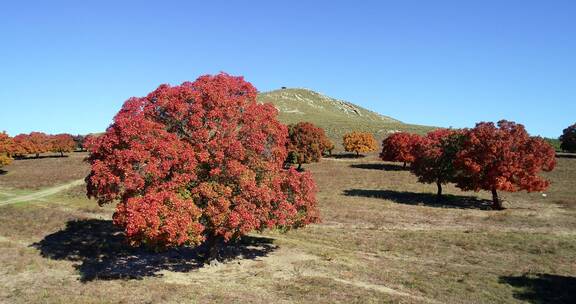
[0, 153, 574, 303]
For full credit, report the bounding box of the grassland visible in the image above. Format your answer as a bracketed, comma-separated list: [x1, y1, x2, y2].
[258, 88, 434, 146]
[0, 153, 574, 303]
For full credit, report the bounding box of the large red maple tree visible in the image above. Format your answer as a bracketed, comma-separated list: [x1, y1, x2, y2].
[455, 120, 556, 209]
[86, 73, 320, 253]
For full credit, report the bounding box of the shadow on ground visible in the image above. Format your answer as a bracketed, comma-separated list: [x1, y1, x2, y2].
[349, 163, 407, 171]
[14, 155, 69, 160]
[556, 153, 576, 159]
[32, 219, 277, 282]
[325, 153, 366, 159]
[500, 273, 576, 304]
[343, 189, 494, 210]
[0, 169, 6, 175]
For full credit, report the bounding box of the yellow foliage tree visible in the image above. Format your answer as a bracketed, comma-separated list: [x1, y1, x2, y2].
[342, 132, 378, 156]
[0, 131, 14, 168]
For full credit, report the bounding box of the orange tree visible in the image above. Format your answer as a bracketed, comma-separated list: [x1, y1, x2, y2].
[343, 131, 378, 156]
[50, 133, 76, 156]
[320, 136, 335, 156]
[455, 120, 556, 209]
[0, 131, 13, 168]
[86, 73, 320, 256]
[286, 122, 331, 169]
[13, 132, 51, 158]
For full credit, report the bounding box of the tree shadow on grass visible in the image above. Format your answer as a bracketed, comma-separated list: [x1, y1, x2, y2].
[13, 154, 70, 160]
[343, 189, 494, 210]
[556, 153, 576, 159]
[500, 273, 576, 304]
[349, 163, 406, 171]
[0, 169, 7, 175]
[324, 153, 366, 159]
[32, 219, 277, 282]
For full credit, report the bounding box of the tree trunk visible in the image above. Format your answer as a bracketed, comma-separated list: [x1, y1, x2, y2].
[356, 151, 359, 156]
[491, 187, 503, 210]
[35, 153, 40, 158]
[60, 151, 64, 157]
[297, 163, 302, 170]
[436, 182, 443, 201]
[403, 162, 407, 169]
[204, 235, 224, 262]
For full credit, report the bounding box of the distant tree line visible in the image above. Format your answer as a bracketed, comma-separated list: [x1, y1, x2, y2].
[0, 132, 95, 169]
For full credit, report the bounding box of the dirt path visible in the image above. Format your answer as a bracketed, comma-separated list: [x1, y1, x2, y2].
[0, 179, 84, 206]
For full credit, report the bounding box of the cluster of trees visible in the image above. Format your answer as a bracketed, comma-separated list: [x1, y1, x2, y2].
[0, 132, 78, 167]
[284, 126, 378, 168]
[560, 123, 576, 153]
[86, 73, 320, 254]
[380, 121, 557, 209]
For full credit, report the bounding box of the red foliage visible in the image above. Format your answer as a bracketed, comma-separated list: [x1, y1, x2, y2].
[286, 122, 331, 167]
[410, 129, 463, 198]
[455, 120, 556, 209]
[50, 133, 76, 156]
[86, 73, 320, 249]
[12, 132, 51, 157]
[380, 132, 423, 167]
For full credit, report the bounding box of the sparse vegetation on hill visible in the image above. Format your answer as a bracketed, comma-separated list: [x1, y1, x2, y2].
[258, 88, 434, 146]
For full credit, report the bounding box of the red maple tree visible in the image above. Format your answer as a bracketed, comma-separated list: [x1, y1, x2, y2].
[50, 133, 76, 156]
[380, 132, 423, 168]
[410, 129, 463, 200]
[286, 122, 331, 169]
[455, 120, 556, 209]
[86, 73, 320, 254]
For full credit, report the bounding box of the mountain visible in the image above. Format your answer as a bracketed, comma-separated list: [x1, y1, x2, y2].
[257, 88, 434, 144]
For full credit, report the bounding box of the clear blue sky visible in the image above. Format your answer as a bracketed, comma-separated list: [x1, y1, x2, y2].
[1, 1, 574, 138]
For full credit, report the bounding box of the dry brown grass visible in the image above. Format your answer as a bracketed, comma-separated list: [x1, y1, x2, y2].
[0, 153, 574, 303]
[0, 152, 90, 189]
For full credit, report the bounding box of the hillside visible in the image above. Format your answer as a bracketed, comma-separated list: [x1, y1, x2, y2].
[258, 88, 434, 145]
